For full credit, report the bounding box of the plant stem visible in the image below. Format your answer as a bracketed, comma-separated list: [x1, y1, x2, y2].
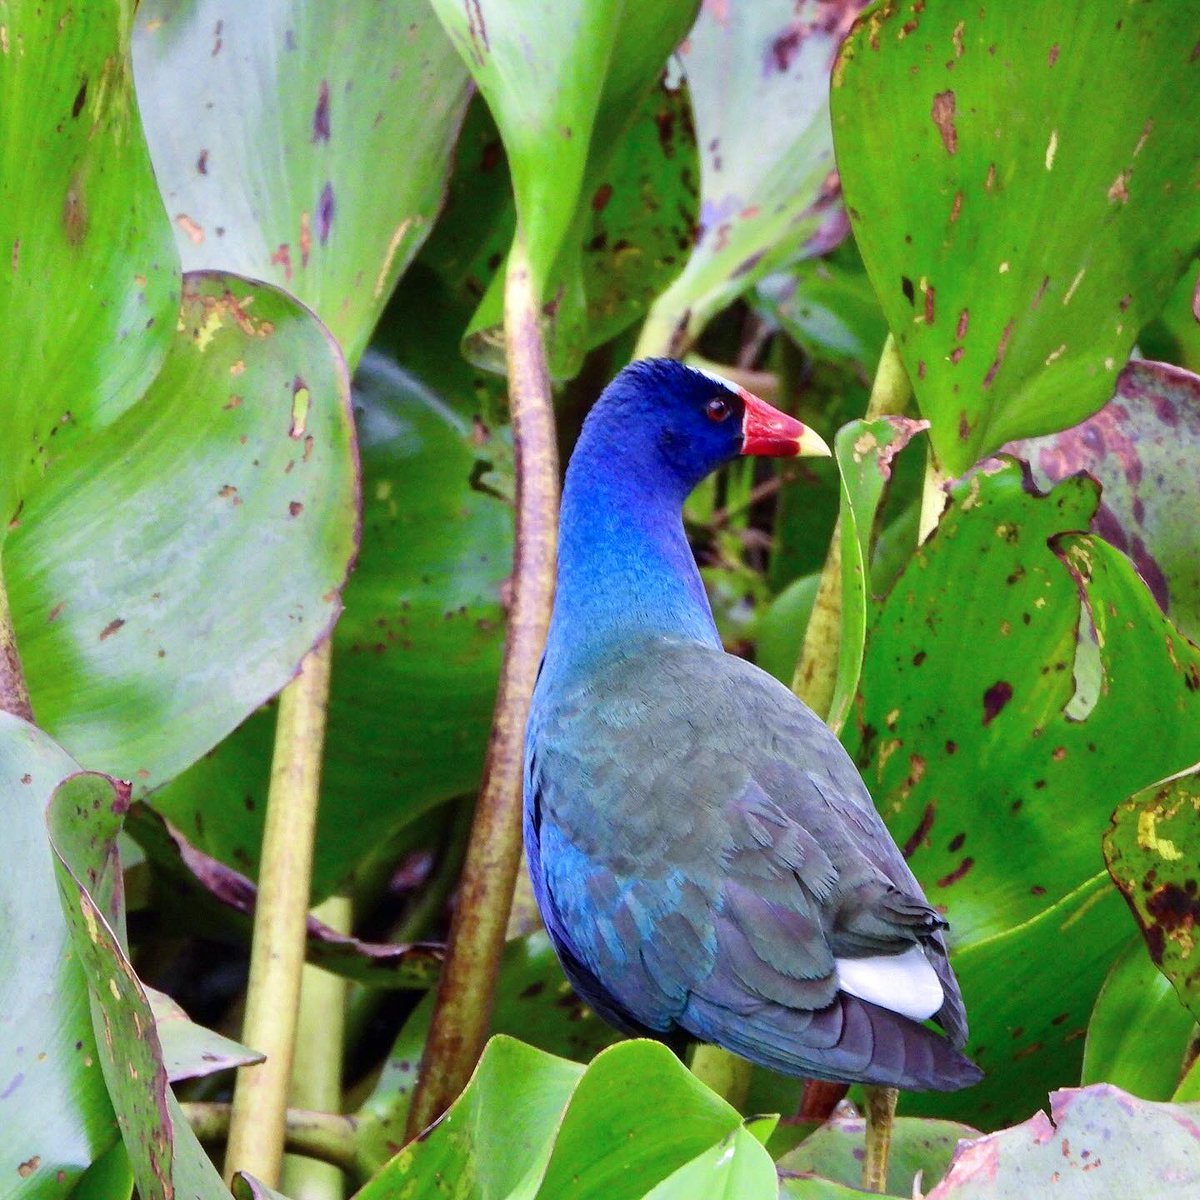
[861, 1085, 898, 1192]
[225, 639, 333, 1187]
[281, 894, 351, 1200]
[184, 1103, 357, 1178]
[792, 333, 911, 724]
[0, 562, 33, 722]
[405, 236, 559, 1138]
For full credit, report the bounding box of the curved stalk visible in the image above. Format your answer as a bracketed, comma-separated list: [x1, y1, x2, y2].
[405, 235, 559, 1137]
[918, 452, 951, 543]
[224, 639, 333, 1186]
[184, 1103, 357, 1178]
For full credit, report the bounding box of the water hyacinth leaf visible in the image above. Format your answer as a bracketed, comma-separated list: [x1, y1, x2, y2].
[145, 988, 264, 1083]
[925, 1084, 1200, 1198]
[124, 802, 442, 989]
[150, 350, 508, 893]
[355, 931, 619, 1171]
[1011, 359, 1200, 642]
[133, 0, 472, 368]
[355, 1035, 584, 1198]
[638, 0, 863, 356]
[641, 1124, 777, 1200]
[430, 0, 698, 373]
[1139, 260, 1200, 374]
[0, 718, 115, 1199]
[826, 415, 928, 734]
[777, 1110, 977, 1198]
[832, 1, 1200, 475]
[850, 461, 1200, 946]
[1082, 939, 1198, 1101]
[47, 774, 228, 1200]
[8, 272, 356, 795]
[906, 872, 1129, 1127]
[1105, 772, 1200, 1023]
[0, 0, 179, 532]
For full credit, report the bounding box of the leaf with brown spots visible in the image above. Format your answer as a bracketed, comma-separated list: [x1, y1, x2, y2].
[848, 459, 1200, 1125]
[1105, 771, 1200, 1023]
[1011, 359, 1200, 643]
[833, 0, 1200, 473]
[46, 773, 230, 1199]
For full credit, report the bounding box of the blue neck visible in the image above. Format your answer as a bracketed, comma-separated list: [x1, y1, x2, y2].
[541, 427, 720, 685]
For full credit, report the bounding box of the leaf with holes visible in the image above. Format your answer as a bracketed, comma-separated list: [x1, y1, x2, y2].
[0, 0, 179, 538]
[1011, 359, 1200, 643]
[8, 272, 356, 794]
[833, 0, 1200, 474]
[1105, 772, 1200, 1024]
[133, 0, 472, 368]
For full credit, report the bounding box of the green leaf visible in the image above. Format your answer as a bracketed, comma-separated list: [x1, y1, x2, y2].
[1082, 939, 1197, 1101]
[827, 415, 928, 733]
[47, 774, 228, 1199]
[1139, 261, 1200, 374]
[641, 1124, 778, 1200]
[0, 718, 114, 1199]
[145, 988, 263, 1083]
[432, 0, 698, 375]
[1012, 359, 1200, 643]
[8, 272, 356, 795]
[1105, 772, 1200, 1024]
[639, 0, 857, 355]
[832, 1, 1200, 474]
[847, 460, 1200, 1123]
[0, 0, 179, 532]
[150, 349, 508, 893]
[777, 1110, 976, 1198]
[925, 1085, 1200, 1198]
[133, 0, 472, 368]
[355, 1035, 585, 1198]
[68, 1141, 134, 1200]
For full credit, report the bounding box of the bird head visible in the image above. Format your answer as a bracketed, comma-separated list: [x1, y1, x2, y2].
[597, 358, 831, 492]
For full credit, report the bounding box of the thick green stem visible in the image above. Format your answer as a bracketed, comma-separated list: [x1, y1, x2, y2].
[405, 236, 559, 1137]
[184, 1103, 357, 1178]
[861, 1085, 898, 1193]
[281, 894, 351, 1200]
[792, 334, 912, 719]
[688, 1044, 752, 1111]
[225, 639, 333, 1186]
[0, 562, 33, 722]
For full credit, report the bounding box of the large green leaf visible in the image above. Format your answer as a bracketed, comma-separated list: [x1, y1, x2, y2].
[151, 350, 508, 893]
[1012, 359, 1200, 642]
[846, 461, 1200, 1122]
[832, 0, 1200, 474]
[132, 0, 472, 368]
[639, 0, 861, 355]
[47, 774, 229, 1200]
[641, 1125, 777, 1200]
[0, 0, 178, 532]
[1105, 772, 1200, 1024]
[431, 0, 698, 375]
[1082, 938, 1198, 1101]
[0, 718, 114, 1199]
[7, 272, 356, 794]
[924, 1085, 1200, 1198]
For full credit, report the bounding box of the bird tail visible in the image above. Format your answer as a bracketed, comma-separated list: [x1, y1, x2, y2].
[685, 991, 982, 1092]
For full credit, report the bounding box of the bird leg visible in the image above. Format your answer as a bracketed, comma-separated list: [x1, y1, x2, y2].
[861, 1084, 898, 1193]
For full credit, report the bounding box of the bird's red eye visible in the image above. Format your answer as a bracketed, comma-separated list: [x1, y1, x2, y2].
[706, 397, 731, 421]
